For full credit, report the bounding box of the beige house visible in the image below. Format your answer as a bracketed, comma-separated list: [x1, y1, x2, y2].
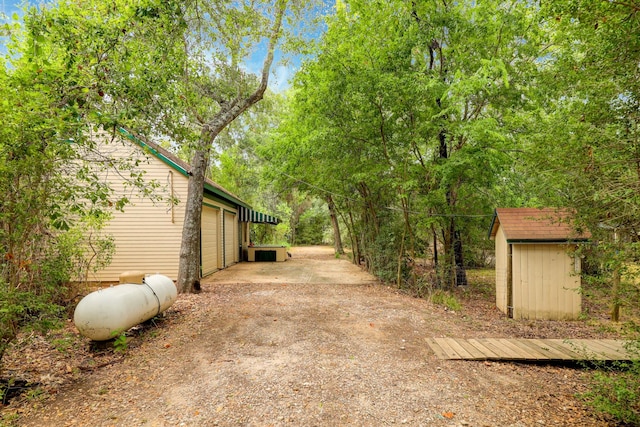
[489, 208, 590, 320]
[88, 129, 277, 282]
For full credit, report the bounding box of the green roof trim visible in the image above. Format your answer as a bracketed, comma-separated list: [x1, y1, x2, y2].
[118, 127, 188, 177]
[203, 182, 250, 209]
[117, 127, 251, 210]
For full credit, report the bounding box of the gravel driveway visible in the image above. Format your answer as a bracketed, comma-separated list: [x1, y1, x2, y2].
[15, 246, 608, 426]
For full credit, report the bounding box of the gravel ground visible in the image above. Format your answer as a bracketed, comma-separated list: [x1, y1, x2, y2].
[3, 246, 615, 426]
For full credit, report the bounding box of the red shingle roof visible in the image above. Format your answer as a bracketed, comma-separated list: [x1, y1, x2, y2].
[489, 208, 590, 242]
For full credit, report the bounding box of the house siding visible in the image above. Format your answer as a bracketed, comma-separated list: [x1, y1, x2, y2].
[89, 140, 187, 282]
[89, 137, 242, 282]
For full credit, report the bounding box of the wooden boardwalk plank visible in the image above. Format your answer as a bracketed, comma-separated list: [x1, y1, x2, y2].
[425, 338, 449, 360]
[430, 338, 463, 359]
[446, 339, 482, 360]
[536, 339, 583, 360]
[496, 338, 540, 360]
[585, 339, 632, 357]
[426, 338, 635, 362]
[507, 339, 553, 360]
[452, 339, 488, 360]
[477, 338, 522, 360]
[567, 339, 628, 360]
[467, 339, 501, 359]
[570, 340, 619, 360]
[527, 339, 577, 360]
[519, 339, 571, 360]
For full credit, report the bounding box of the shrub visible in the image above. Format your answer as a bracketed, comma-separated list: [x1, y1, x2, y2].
[581, 339, 640, 424]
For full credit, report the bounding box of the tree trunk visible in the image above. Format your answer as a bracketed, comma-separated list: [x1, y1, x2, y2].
[175, 2, 286, 293]
[441, 220, 454, 289]
[326, 195, 344, 255]
[346, 208, 360, 265]
[289, 213, 298, 246]
[453, 229, 467, 286]
[177, 147, 210, 293]
[397, 223, 406, 288]
[400, 195, 416, 285]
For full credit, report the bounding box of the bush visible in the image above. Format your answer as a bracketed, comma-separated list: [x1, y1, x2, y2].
[581, 340, 640, 424]
[0, 286, 65, 373]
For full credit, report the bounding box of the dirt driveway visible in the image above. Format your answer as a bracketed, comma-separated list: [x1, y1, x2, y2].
[12, 246, 608, 426]
[208, 246, 376, 285]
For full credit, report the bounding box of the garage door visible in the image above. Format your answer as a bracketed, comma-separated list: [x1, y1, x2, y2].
[224, 211, 237, 267]
[201, 206, 220, 276]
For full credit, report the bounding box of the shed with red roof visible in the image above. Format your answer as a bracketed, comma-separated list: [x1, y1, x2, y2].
[489, 208, 590, 320]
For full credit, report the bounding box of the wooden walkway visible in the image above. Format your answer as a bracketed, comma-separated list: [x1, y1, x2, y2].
[426, 338, 635, 362]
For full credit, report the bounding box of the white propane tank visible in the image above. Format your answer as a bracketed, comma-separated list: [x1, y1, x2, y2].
[74, 274, 177, 341]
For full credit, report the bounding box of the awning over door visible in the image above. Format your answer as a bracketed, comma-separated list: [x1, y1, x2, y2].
[238, 206, 280, 225]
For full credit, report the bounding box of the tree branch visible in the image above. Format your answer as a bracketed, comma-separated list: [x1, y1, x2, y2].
[204, 0, 287, 137]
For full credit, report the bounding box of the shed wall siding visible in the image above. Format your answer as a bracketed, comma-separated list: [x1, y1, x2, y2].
[511, 244, 581, 320]
[494, 226, 509, 314]
[90, 141, 187, 281]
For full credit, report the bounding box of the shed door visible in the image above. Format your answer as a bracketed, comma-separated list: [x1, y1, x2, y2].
[201, 206, 220, 276]
[224, 211, 237, 267]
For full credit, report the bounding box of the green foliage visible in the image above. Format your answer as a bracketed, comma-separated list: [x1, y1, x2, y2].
[295, 201, 330, 245]
[51, 334, 78, 354]
[525, 0, 640, 326]
[0, 410, 20, 427]
[267, 0, 541, 287]
[430, 290, 462, 312]
[112, 332, 128, 354]
[0, 0, 157, 372]
[0, 285, 65, 369]
[581, 340, 640, 425]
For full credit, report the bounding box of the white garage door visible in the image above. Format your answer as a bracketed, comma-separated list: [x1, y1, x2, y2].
[224, 211, 237, 267]
[201, 206, 220, 276]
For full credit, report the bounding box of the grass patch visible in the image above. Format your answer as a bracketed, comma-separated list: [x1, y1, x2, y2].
[430, 290, 462, 312]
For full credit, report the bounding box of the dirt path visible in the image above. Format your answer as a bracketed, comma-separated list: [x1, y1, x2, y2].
[7, 246, 611, 426]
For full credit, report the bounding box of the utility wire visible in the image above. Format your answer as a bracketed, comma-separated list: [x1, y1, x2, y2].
[252, 150, 493, 218]
[279, 170, 491, 217]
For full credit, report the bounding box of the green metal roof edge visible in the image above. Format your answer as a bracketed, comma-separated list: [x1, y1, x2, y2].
[118, 128, 250, 209]
[204, 182, 250, 209]
[118, 127, 188, 177]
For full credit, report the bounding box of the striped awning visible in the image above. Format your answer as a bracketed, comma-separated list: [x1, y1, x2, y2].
[238, 206, 280, 224]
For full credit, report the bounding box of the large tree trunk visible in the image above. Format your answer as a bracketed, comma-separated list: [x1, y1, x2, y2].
[176, 1, 286, 293]
[326, 195, 344, 255]
[177, 147, 210, 293]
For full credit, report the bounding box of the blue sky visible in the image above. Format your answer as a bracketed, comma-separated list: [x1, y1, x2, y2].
[1, 0, 38, 17]
[1, 0, 19, 15]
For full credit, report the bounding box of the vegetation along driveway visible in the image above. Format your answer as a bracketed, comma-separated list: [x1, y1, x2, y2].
[8, 246, 614, 426]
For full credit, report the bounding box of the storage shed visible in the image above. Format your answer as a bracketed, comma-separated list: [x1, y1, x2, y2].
[489, 208, 590, 320]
